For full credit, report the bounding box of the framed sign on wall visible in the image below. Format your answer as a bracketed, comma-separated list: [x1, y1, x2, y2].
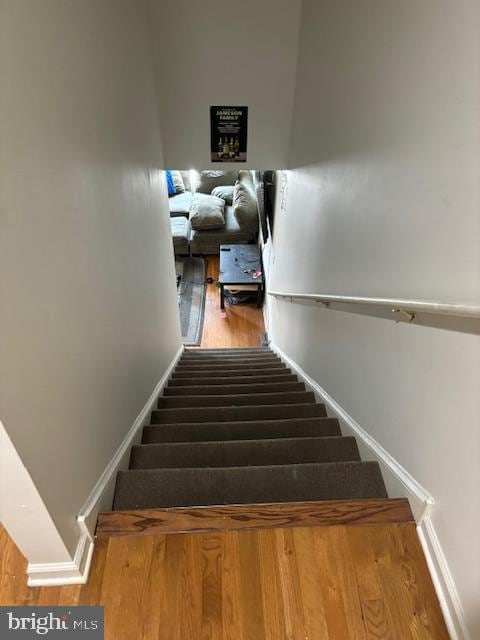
[210, 106, 248, 163]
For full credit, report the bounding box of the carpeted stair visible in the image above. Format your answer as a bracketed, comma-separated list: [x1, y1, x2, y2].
[112, 347, 387, 510]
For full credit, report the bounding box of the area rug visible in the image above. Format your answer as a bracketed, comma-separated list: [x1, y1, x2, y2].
[175, 257, 207, 345]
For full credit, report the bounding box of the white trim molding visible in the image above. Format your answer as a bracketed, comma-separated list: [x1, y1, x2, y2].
[27, 533, 94, 587]
[0, 420, 80, 584]
[271, 341, 470, 640]
[418, 517, 471, 640]
[271, 342, 434, 521]
[25, 344, 184, 587]
[77, 344, 184, 537]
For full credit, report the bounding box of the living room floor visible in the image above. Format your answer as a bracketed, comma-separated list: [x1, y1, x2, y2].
[200, 255, 266, 348]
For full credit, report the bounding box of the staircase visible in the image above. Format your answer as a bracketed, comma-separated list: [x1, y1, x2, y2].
[110, 347, 388, 513]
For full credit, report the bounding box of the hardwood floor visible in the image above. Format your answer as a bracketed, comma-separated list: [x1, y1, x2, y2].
[0, 523, 448, 639]
[200, 255, 265, 348]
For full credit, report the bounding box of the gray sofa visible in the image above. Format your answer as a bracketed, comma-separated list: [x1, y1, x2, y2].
[168, 170, 258, 255]
[170, 216, 190, 256]
[189, 205, 252, 254]
[169, 191, 193, 218]
[168, 170, 193, 219]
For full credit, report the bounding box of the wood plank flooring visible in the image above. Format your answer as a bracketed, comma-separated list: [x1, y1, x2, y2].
[200, 255, 266, 348]
[0, 523, 448, 639]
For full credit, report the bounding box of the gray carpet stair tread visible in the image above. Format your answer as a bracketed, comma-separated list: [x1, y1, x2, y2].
[157, 391, 315, 409]
[113, 461, 387, 510]
[130, 436, 360, 469]
[142, 417, 341, 443]
[175, 361, 287, 371]
[151, 402, 327, 424]
[172, 367, 292, 378]
[110, 347, 388, 516]
[168, 373, 299, 386]
[164, 382, 306, 395]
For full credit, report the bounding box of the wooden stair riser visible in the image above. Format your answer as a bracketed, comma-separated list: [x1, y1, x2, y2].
[97, 498, 414, 538]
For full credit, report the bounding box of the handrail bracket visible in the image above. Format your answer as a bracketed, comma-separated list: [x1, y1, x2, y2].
[392, 308, 416, 323]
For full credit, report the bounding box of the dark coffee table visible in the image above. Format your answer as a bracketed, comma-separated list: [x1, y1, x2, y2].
[219, 244, 263, 309]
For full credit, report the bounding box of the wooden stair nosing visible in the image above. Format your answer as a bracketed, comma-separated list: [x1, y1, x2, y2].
[96, 498, 414, 538]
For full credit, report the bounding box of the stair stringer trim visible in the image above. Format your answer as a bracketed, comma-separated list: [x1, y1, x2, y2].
[417, 517, 471, 640]
[28, 345, 184, 587]
[270, 342, 433, 520]
[27, 532, 94, 587]
[75, 345, 184, 543]
[271, 342, 469, 640]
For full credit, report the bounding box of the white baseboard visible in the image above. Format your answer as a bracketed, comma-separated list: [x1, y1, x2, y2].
[271, 341, 469, 640]
[77, 344, 184, 535]
[27, 344, 184, 587]
[27, 533, 94, 587]
[418, 516, 471, 640]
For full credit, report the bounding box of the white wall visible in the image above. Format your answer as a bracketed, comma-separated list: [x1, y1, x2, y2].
[268, 1, 480, 637]
[148, 0, 301, 169]
[0, 0, 181, 560]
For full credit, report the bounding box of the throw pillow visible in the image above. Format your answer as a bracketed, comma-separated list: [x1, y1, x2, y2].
[196, 170, 238, 194]
[171, 170, 186, 194]
[211, 185, 235, 205]
[189, 193, 226, 230]
[180, 170, 192, 192]
[166, 170, 176, 196]
[232, 180, 258, 233]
